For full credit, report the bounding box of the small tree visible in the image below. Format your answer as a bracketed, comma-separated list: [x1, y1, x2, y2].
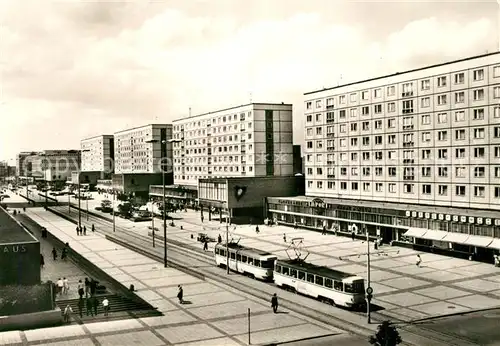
[118, 202, 133, 218]
[101, 200, 112, 209]
[369, 321, 402, 346]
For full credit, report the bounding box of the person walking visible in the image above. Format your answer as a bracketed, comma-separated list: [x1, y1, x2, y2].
[255, 225, 260, 234]
[78, 297, 84, 318]
[61, 247, 68, 261]
[77, 280, 84, 299]
[203, 240, 208, 251]
[86, 297, 93, 316]
[63, 304, 73, 323]
[57, 278, 64, 295]
[83, 226, 87, 236]
[92, 296, 99, 316]
[218, 234, 222, 244]
[102, 297, 109, 316]
[271, 293, 278, 313]
[76, 226, 80, 236]
[351, 231, 355, 241]
[63, 277, 69, 295]
[283, 233, 287, 243]
[84, 278, 90, 297]
[416, 254, 422, 267]
[52, 247, 57, 261]
[177, 285, 184, 304]
[91, 224, 95, 233]
[40, 254, 45, 269]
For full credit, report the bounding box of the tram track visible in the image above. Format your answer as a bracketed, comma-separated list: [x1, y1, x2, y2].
[47, 205, 478, 346]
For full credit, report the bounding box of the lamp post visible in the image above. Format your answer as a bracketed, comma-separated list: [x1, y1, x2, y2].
[151, 198, 155, 248]
[112, 189, 116, 233]
[226, 208, 230, 274]
[86, 196, 89, 221]
[365, 225, 372, 324]
[69, 149, 89, 229]
[146, 137, 177, 268]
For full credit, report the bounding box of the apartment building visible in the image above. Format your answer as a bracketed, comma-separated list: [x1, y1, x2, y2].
[171, 103, 294, 186]
[161, 103, 299, 221]
[112, 124, 173, 196]
[16, 152, 38, 178]
[33, 150, 80, 182]
[79, 135, 114, 186]
[267, 52, 500, 262]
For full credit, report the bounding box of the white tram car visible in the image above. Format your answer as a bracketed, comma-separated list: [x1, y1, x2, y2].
[274, 259, 365, 309]
[214, 243, 277, 281]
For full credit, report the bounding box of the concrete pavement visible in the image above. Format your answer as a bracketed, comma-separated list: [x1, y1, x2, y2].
[0, 208, 345, 346]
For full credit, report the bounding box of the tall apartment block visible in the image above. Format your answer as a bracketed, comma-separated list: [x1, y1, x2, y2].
[80, 135, 114, 186]
[35, 150, 80, 182]
[151, 103, 300, 221]
[112, 124, 173, 197]
[267, 52, 500, 262]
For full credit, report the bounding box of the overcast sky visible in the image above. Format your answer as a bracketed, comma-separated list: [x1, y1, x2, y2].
[1, 0, 498, 162]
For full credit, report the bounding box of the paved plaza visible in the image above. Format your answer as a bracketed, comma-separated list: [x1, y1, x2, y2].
[0, 207, 344, 346]
[60, 192, 500, 322]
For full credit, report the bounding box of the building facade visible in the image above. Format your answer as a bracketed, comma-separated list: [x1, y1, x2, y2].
[16, 152, 39, 178]
[81, 135, 114, 174]
[113, 124, 173, 196]
[171, 103, 294, 187]
[268, 52, 500, 263]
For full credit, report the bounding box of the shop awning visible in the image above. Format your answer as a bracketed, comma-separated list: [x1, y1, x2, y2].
[403, 227, 429, 238]
[441, 232, 469, 244]
[420, 230, 448, 241]
[487, 238, 500, 250]
[463, 235, 493, 248]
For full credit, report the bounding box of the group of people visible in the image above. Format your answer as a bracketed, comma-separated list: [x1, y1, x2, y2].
[50, 244, 69, 261]
[76, 224, 95, 236]
[63, 277, 110, 323]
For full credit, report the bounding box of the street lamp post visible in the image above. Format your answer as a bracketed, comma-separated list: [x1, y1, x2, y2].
[112, 189, 116, 233]
[69, 149, 89, 229]
[366, 226, 372, 324]
[86, 197, 89, 221]
[226, 208, 230, 274]
[151, 199, 155, 248]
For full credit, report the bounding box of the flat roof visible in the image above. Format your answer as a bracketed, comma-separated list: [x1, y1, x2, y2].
[150, 184, 198, 191]
[305, 51, 500, 96]
[173, 102, 293, 122]
[81, 134, 114, 141]
[0, 208, 38, 244]
[199, 176, 296, 183]
[277, 259, 355, 280]
[269, 195, 500, 219]
[114, 123, 172, 135]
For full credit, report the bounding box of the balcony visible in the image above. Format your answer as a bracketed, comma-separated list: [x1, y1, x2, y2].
[402, 159, 415, 164]
[403, 142, 414, 147]
[327, 160, 335, 165]
[326, 105, 334, 109]
[403, 175, 415, 180]
[402, 108, 414, 114]
[326, 118, 335, 123]
[327, 133, 335, 137]
[402, 125, 414, 130]
[327, 174, 335, 178]
[401, 91, 414, 98]
[327, 146, 335, 151]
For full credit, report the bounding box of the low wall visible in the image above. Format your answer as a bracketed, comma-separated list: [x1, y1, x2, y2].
[0, 308, 62, 332]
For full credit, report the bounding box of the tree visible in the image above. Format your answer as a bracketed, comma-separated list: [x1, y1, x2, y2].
[118, 202, 133, 218]
[101, 200, 112, 209]
[369, 321, 402, 346]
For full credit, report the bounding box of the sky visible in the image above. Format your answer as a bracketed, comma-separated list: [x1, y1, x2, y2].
[1, 0, 499, 163]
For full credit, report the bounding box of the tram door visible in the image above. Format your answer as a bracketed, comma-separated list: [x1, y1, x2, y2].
[297, 270, 307, 293]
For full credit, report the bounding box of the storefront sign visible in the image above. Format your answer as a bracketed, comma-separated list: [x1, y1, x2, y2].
[405, 211, 410, 217]
[453, 215, 459, 222]
[412, 211, 417, 217]
[431, 213, 437, 220]
[495, 219, 500, 226]
[418, 212, 423, 218]
[445, 215, 451, 221]
[425, 212, 430, 219]
[460, 216, 467, 223]
[1, 245, 27, 253]
[469, 217, 474, 224]
[486, 218, 492, 225]
[438, 214, 444, 220]
[477, 218, 483, 225]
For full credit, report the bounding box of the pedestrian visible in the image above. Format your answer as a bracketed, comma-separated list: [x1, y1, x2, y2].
[351, 231, 355, 241]
[76, 226, 79, 236]
[40, 254, 45, 269]
[63, 304, 73, 323]
[177, 285, 183, 304]
[271, 293, 278, 313]
[78, 297, 84, 318]
[322, 226, 326, 235]
[416, 254, 422, 267]
[91, 224, 95, 232]
[294, 221, 298, 229]
[102, 297, 109, 316]
[63, 277, 69, 295]
[52, 247, 57, 260]
[218, 234, 222, 243]
[283, 233, 287, 243]
[92, 296, 99, 316]
[90, 279, 97, 296]
[84, 278, 90, 297]
[83, 226, 86, 235]
[201, 215, 204, 223]
[61, 247, 67, 261]
[203, 240, 208, 251]
[255, 225, 260, 234]
[86, 297, 93, 316]
[57, 278, 64, 295]
[78, 280, 84, 299]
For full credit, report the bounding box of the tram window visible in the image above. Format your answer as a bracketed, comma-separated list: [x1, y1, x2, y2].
[236, 254, 241, 261]
[345, 281, 364, 293]
[306, 274, 314, 283]
[230, 252, 236, 260]
[242, 256, 247, 263]
[325, 278, 333, 289]
[220, 249, 225, 256]
[261, 260, 274, 269]
[215, 248, 219, 255]
[283, 267, 289, 275]
[334, 281, 343, 291]
[298, 271, 305, 280]
[315, 276, 324, 286]
[275, 265, 281, 272]
[248, 257, 254, 265]
[290, 269, 297, 278]
[254, 259, 261, 267]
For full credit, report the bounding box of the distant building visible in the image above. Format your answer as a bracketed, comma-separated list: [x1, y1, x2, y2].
[16, 152, 39, 179]
[293, 145, 303, 175]
[79, 135, 114, 186]
[111, 124, 173, 197]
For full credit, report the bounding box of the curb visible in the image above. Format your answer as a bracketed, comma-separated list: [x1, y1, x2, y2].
[408, 306, 500, 324]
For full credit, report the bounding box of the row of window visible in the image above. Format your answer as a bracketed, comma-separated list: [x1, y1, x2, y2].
[173, 111, 252, 131]
[306, 181, 500, 198]
[308, 166, 500, 179]
[215, 248, 275, 268]
[305, 146, 500, 164]
[306, 65, 500, 110]
[173, 122, 255, 141]
[175, 165, 254, 173]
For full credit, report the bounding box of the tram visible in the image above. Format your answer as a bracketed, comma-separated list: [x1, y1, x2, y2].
[214, 243, 277, 281]
[274, 259, 365, 309]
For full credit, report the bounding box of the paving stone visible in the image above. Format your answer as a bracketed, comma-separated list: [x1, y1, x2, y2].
[414, 286, 471, 300]
[0, 331, 22, 345]
[85, 318, 143, 334]
[96, 330, 165, 346]
[378, 292, 437, 306]
[156, 322, 223, 344]
[140, 310, 196, 327]
[234, 323, 335, 345]
[24, 325, 86, 342]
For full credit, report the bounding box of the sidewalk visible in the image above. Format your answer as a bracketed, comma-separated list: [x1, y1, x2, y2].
[0, 208, 345, 346]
